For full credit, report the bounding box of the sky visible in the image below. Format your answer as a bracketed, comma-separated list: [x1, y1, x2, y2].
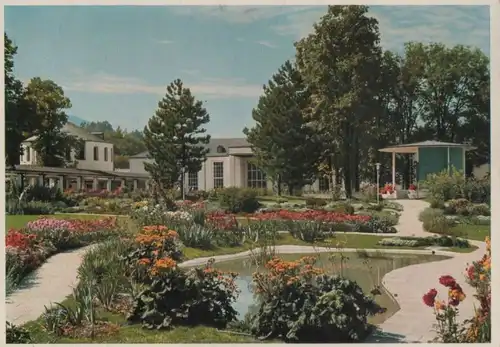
[5, 5, 490, 137]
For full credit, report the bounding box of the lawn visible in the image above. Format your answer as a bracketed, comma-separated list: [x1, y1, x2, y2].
[449, 223, 491, 242]
[23, 297, 260, 344]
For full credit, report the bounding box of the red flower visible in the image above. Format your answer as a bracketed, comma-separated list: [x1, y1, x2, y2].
[409, 184, 416, 191]
[423, 288, 438, 307]
[439, 275, 457, 288]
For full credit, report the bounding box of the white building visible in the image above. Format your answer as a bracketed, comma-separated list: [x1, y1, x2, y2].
[129, 138, 328, 193]
[20, 122, 115, 172]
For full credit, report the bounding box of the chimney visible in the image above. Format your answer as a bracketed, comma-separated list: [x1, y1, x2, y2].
[90, 132, 105, 140]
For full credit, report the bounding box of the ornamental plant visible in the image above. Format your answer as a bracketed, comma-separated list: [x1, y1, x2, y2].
[379, 183, 395, 195]
[462, 236, 491, 342]
[250, 256, 379, 342]
[128, 258, 239, 330]
[423, 237, 491, 343]
[125, 225, 183, 282]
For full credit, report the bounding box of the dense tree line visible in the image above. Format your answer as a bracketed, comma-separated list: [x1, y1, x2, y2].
[244, 5, 490, 197]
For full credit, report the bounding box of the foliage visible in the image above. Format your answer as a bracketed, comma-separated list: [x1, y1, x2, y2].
[424, 169, 490, 204]
[128, 258, 239, 330]
[243, 60, 321, 195]
[25, 77, 76, 167]
[295, 5, 383, 198]
[419, 208, 453, 234]
[143, 78, 210, 197]
[6, 321, 32, 343]
[216, 187, 260, 213]
[305, 197, 327, 208]
[377, 235, 470, 248]
[175, 223, 215, 250]
[6, 199, 56, 215]
[250, 256, 379, 342]
[444, 199, 489, 216]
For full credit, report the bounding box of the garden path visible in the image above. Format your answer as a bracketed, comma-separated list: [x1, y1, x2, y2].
[5, 245, 95, 326]
[368, 199, 486, 343]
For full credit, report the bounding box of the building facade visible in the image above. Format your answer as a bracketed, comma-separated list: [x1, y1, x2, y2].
[129, 138, 327, 193]
[20, 122, 115, 172]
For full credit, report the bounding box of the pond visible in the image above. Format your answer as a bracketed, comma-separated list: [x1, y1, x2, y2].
[212, 251, 450, 325]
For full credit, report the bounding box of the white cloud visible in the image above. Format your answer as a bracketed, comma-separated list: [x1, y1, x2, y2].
[154, 39, 175, 45]
[171, 5, 317, 24]
[268, 6, 489, 53]
[61, 72, 262, 99]
[255, 40, 277, 48]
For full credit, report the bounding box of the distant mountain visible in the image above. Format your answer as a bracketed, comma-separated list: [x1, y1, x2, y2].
[67, 115, 87, 126]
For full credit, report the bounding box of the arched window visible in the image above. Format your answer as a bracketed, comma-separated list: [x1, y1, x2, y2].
[93, 146, 99, 161]
[104, 147, 109, 162]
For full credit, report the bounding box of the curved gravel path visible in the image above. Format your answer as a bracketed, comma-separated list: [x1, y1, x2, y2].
[5, 245, 94, 325]
[368, 199, 486, 343]
[6, 199, 486, 344]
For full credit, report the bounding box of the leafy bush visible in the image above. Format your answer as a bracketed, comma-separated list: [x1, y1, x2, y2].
[5, 199, 55, 215]
[6, 321, 32, 343]
[424, 169, 490, 204]
[444, 199, 471, 215]
[128, 258, 239, 330]
[217, 187, 261, 213]
[378, 236, 470, 248]
[176, 223, 215, 249]
[305, 197, 327, 208]
[250, 256, 379, 342]
[331, 202, 355, 214]
[422, 215, 453, 235]
[286, 220, 326, 242]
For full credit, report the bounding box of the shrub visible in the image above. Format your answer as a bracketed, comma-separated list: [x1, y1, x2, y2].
[286, 220, 326, 242]
[305, 197, 327, 208]
[378, 238, 422, 247]
[217, 187, 260, 213]
[176, 223, 215, 250]
[6, 321, 32, 343]
[444, 199, 471, 215]
[128, 258, 239, 330]
[250, 256, 379, 342]
[422, 215, 453, 235]
[331, 202, 355, 214]
[377, 236, 470, 249]
[466, 203, 490, 217]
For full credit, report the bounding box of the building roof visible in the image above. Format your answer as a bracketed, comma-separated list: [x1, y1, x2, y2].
[24, 122, 111, 143]
[130, 137, 250, 158]
[8, 165, 149, 179]
[379, 140, 476, 153]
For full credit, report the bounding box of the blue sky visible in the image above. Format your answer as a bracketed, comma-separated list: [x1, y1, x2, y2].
[5, 5, 490, 137]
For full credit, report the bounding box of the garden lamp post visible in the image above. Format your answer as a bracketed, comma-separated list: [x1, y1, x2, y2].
[376, 162, 381, 204]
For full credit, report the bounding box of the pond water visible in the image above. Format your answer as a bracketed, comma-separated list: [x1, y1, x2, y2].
[212, 252, 450, 325]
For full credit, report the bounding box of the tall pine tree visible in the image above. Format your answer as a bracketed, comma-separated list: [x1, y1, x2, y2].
[143, 79, 210, 198]
[243, 60, 321, 195]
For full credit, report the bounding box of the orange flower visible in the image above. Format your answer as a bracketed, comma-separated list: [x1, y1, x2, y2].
[138, 258, 151, 265]
[434, 300, 446, 311]
[150, 257, 177, 275]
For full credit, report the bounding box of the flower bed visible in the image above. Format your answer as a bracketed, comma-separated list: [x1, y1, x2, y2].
[5, 216, 121, 292]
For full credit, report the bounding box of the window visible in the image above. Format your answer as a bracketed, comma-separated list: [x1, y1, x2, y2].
[65, 148, 71, 161]
[25, 147, 31, 162]
[318, 176, 329, 192]
[213, 162, 224, 188]
[110, 148, 113, 162]
[247, 163, 267, 189]
[104, 147, 109, 162]
[93, 146, 99, 161]
[188, 171, 198, 191]
[77, 144, 86, 160]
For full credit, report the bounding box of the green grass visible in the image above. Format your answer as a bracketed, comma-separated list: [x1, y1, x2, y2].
[23, 297, 260, 343]
[449, 224, 490, 242]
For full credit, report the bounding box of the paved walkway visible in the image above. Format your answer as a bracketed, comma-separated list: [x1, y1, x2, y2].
[5, 245, 94, 325]
[368, 199, 486, 343]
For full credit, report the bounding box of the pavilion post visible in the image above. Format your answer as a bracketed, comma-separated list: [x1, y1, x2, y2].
[447, 146, 451, 175]
[392, 151, 396, 190]
[462, 148, 466, 178]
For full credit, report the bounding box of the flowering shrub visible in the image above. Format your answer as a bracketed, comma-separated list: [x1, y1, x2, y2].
[125, 225, 184, 282]
[128, 258, 239, 330]
[408, 184, 417, 191]
[206, 211, 239, 230]
[6, 217, 121, 292]
[379, 184, 395, 195]
[424, 238, 491, 343]
[249, 256, 379, 342]
[256, 210, 370, 223]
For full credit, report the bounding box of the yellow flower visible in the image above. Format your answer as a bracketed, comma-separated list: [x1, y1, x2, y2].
[479, 274, 486, 281]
